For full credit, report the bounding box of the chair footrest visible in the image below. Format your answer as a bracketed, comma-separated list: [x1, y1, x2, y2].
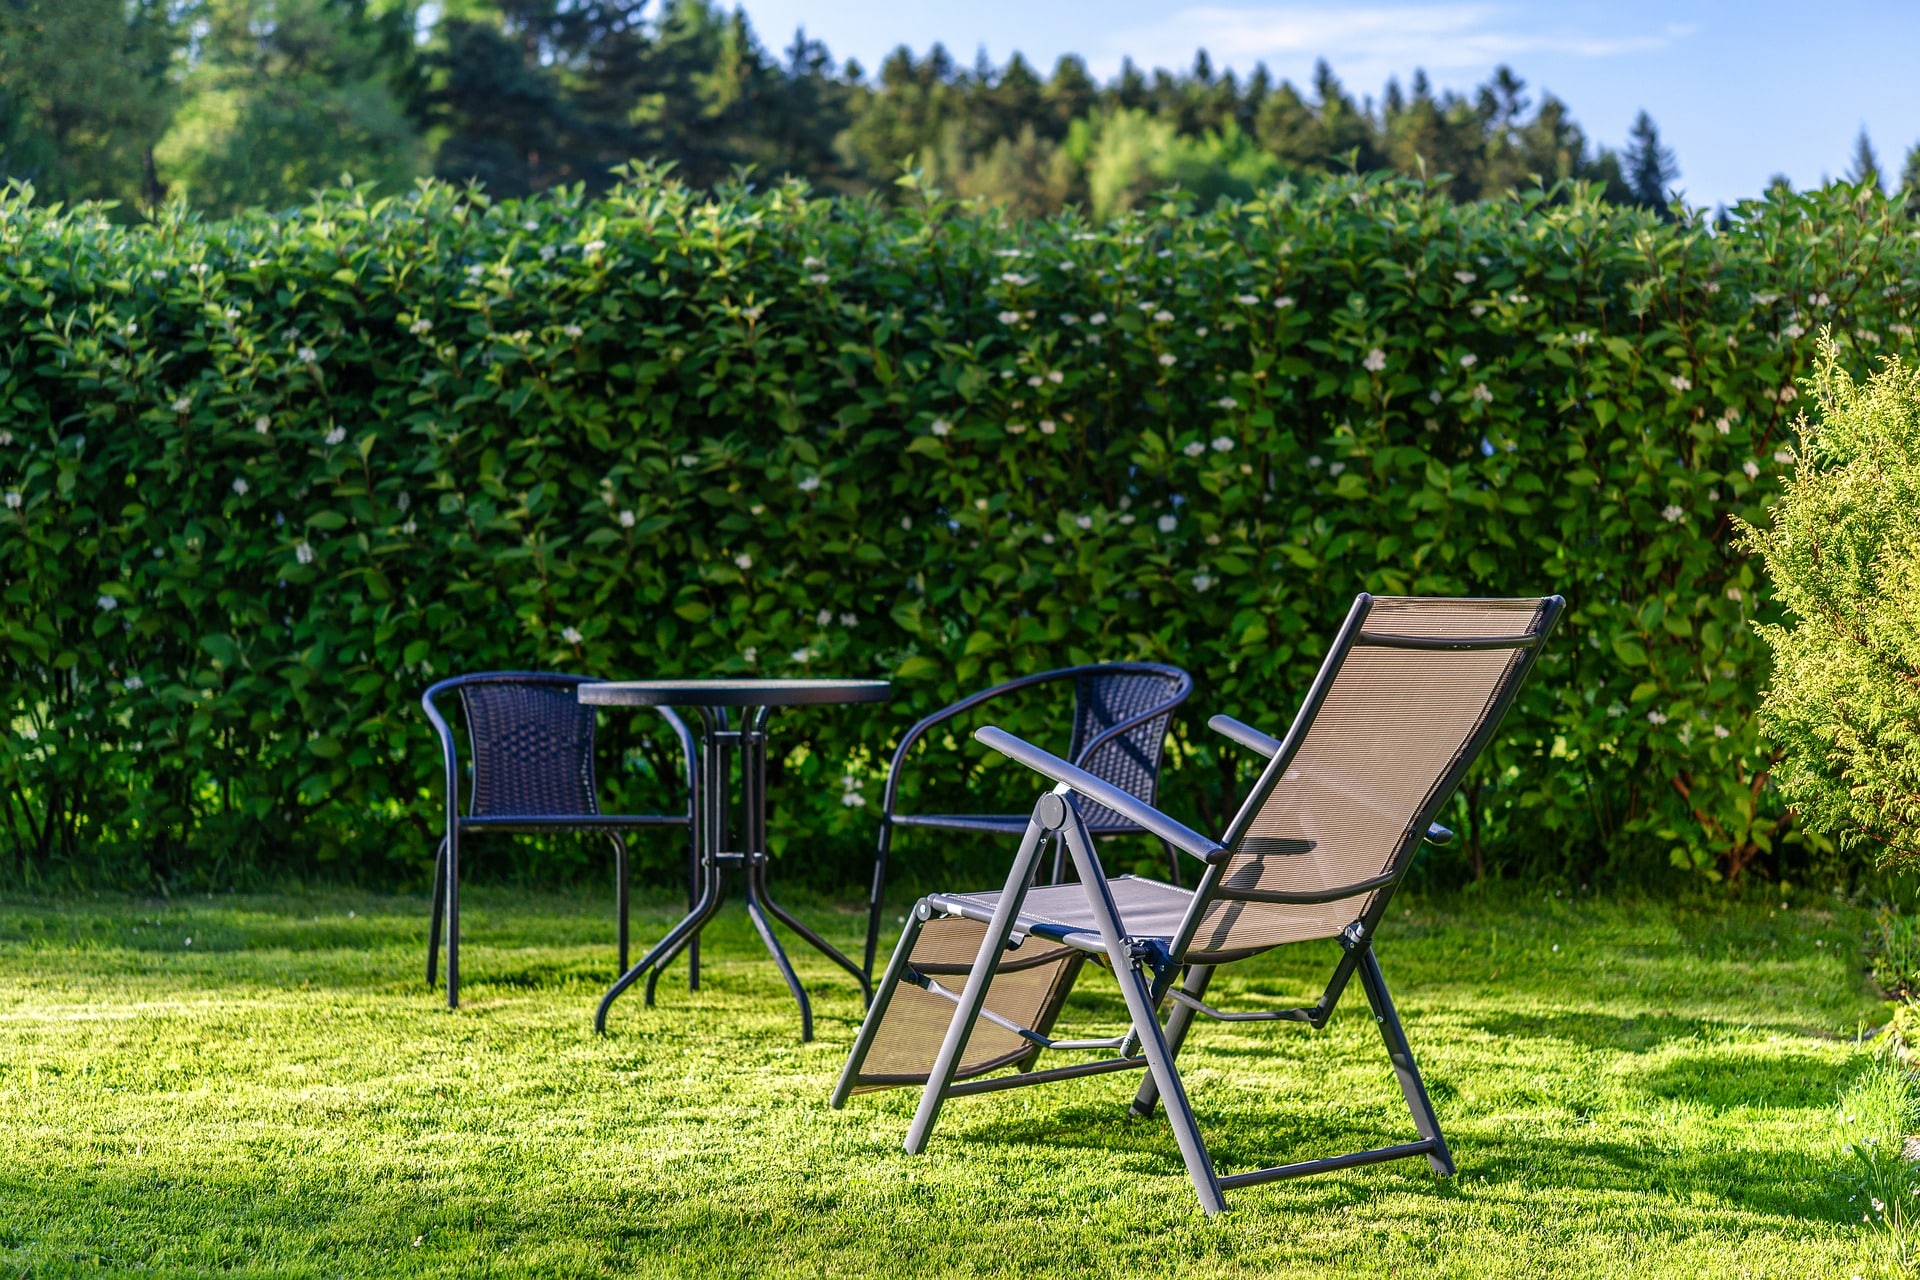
[1218, 1139, 1437, 1189]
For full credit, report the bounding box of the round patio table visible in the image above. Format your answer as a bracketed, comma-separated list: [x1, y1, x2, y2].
[580, 678, 891, 1041]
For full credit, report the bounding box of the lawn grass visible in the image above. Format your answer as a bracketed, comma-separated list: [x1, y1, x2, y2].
[0, 881, 1906, 1277]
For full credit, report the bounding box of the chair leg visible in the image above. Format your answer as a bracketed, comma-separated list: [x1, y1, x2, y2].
[444, 825, 461, 1010]
[1055, 815, 1225, 1214]
[426, 835, 448, 989]
[1112, 950, 1227, 1214]
[686, 818, 701, 991]
[862, 819, 894, 985]
[904, 820, 1052, 1155]
[1357, 944, 1454, 1176]
[609, 832, 630, 976]
[1130, 964, 1214, 1119]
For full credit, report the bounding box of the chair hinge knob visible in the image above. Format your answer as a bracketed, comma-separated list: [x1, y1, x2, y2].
[1034, 792, 1069, 832]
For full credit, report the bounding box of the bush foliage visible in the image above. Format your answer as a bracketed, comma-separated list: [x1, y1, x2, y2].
[1, 170, 1914, 891]
[1743, 340, 1920, 864]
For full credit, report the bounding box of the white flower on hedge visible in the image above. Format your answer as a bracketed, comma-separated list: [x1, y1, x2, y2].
[1470, 384, 1495, 403]
[790, 647, 812, 663]
[151, 269, 166, 281]
[1459, 353, 1478, 368]
[1026, 375, 1042, 387]
[1191, 573, 1214, 591]
[409, 318, 432, 336]
[1726, 585, 1745, 603]
[1157, 514, 1178, 533]
[539, 245, 557, 262]
[3, 491, 19, 509]
[1068, 512, 1092, 529]
[225, 307, 240, 321]
[797, 474, 821, 492]
[324, 426, 346, 446]
[1570, 331, 1593, 347]
[1742, 460, 1760, 479]
[1088, 312, 1107, 325]
[563, 324, 584, 339]
[1470, 305, 1486, 318]
[1715, 415, 1732, 434]
[1661, 504, 1684, 523]
[1047, 370, 1063, 384]
[126, 322, 138, 336]
[1670, 374, 1692, 391]
[996, 310, 1022, 325]
[1329, 461, 1347, 477]
[1773, 448, 1794, 464]
[1182, 440, 1206, 458]
[803, 256, 824, 268]
[1274, 296, 1295, 308]
[1363, 348, 1386, 372]
[734, 553, 753, 570]
[582, 240, 607, 254]
[231, 478, 248, 496]
[1006, 422, 1027, 434]
[1646, 710, 1669, 725]
[617, 509, 636, 528]
[839, 612, 857, 627]
[561, 626, 583, 645]
[808, 273, 830, 285]
[124, 674, 143, 691]
[1152, 310, 1174, 323]
[1778, 386, 1796, 402]
[1713, 724, 1731, 738]
[171, 396, 191, 413]
[1039, 419, 1056, 434]
[295, 541, 314, 564]
[1158, 353, 1177, 367]
[0, 430, 11, 445]
[742, 647, 758, 664]
[1211, 436, 1234, 452]
[97, 594, 118, 611]
[1606, 702, 1626, 718]
[1235, 293, 1260, 305]
[1217, 396, 1238, 409]
[522, 220, 539, 231]
[1000, 272, 1033, 286]
[1455, 271, 1476, 284]
[929, 418, 951, 437]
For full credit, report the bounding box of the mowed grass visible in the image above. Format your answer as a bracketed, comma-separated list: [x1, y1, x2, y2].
[0, 880, 1904, 1278]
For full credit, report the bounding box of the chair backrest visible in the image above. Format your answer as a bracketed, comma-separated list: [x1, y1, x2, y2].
[1175, 595, 1562, 962]
[1065, 664, 1191, 830]
[446, 674, 600, 818]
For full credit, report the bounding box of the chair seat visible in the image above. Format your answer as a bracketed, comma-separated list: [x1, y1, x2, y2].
[893, 812, 1143, 836]
[929, 875, 1195, 952]
[458, 813, 688, 831]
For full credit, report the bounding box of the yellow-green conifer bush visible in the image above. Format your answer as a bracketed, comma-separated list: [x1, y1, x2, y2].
[1743, 337, 1920, 860]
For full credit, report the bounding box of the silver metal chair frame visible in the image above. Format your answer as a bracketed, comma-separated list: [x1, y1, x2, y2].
[834, 594, 1564, 1213]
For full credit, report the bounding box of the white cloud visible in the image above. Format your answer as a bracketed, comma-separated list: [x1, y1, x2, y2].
[1092, 5, 1691, 84]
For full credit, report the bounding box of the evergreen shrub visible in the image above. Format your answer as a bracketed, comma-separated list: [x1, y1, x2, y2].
[0, 170, 1912, 891]
[1744, 339, 1920, 864]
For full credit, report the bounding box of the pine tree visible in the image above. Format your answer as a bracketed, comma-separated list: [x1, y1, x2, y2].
[1848, 127, 1882, 190]
[1622, 110, 1678, 211]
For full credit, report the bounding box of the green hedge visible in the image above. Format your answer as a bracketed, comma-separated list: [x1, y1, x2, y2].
[1, 169, 1912, 892]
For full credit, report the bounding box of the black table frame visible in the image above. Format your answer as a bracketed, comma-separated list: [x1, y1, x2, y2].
[583, 681, 888, 1041]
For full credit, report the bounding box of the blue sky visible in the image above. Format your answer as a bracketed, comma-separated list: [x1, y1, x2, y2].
[734, 0, 1920, 209]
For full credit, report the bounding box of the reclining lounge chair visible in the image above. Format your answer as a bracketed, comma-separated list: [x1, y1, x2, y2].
[832, 594, 1563, 1213]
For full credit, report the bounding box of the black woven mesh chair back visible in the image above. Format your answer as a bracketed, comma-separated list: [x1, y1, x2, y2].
[459, 680, 599, 818]
[1067, 668, 1185, 829]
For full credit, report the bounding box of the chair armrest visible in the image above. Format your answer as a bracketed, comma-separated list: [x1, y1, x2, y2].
[1425, 822, 1454, 846]
[420, 681, 464, 826]
[881, 669, 1081, 818]
[1207, 714, 1280, 758]
[974, 726, 1227, 864]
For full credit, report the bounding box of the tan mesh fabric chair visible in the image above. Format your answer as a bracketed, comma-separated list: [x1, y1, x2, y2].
[832, 593, 1564, 1214]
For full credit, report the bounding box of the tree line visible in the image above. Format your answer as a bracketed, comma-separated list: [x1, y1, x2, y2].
[4, 0, 1911, 218]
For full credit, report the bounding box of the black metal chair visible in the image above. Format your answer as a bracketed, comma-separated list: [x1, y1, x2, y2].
[421, 672, 697, 1009]
[863, 662, 1192, 979]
